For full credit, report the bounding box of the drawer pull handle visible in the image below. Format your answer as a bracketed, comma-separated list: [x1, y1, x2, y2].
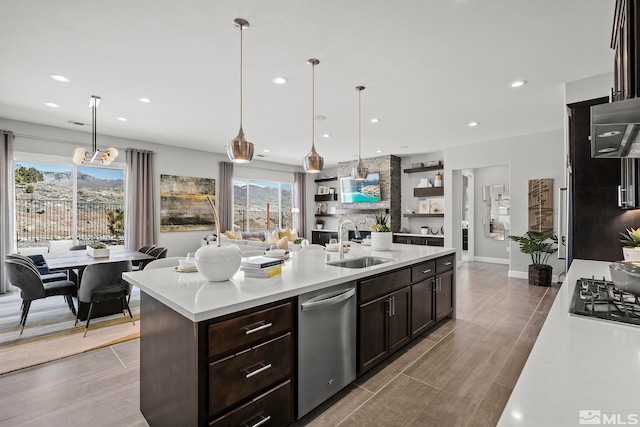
[245, 322, 273, 335]
[245, 363, 272, 379]
[443, 262, 452, 266]
[422, 269, 432, 274]
[245, 415, 271, 427]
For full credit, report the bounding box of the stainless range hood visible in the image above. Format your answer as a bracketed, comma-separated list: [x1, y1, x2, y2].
[591, 97, 640, 158]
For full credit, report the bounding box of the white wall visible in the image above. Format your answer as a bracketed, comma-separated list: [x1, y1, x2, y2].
[444, 129, 565, 278]
[2, 118, 303, 257]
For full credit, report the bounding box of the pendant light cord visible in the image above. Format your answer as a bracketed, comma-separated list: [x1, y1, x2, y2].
[91, 98, 97, 153]
[239, 24, 243, 128]
[311, 61, 315, 149]
[358, 87, 362, 160]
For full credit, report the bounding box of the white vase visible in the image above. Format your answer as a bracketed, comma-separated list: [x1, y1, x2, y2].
[623, 247, 640, 261]
[371, 232, 393, 251]
[195, 244, 241, 282]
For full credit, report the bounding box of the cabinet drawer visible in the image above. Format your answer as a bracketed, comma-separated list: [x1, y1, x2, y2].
[209, 333, 292, 416]
[209, 380, 293, 427]
[436, 255, 454, 273]
[358, 268, 411, 303]
[411, 260, 436, 282]
[209, 302, 292, 358]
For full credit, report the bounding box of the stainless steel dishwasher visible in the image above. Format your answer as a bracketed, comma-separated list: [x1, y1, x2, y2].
[297, 281, 356, 418]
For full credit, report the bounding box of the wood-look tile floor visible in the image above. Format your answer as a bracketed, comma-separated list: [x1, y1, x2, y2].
[0, 262, 559, 427]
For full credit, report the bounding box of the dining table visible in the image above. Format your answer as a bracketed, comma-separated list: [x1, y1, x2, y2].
[44, 248, 155, 320]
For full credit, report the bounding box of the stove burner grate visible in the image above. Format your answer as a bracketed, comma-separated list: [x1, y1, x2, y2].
[570, 277, 640, 326]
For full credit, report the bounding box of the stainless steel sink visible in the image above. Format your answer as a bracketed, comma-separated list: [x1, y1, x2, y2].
[326, 256, 392, 269]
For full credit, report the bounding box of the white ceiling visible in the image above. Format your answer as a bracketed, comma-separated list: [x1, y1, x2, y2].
[0, 0, 615, 168]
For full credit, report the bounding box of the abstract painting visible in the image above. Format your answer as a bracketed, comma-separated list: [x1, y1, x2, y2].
[160, 174, 215, 232]
[528, 178, 553, 233]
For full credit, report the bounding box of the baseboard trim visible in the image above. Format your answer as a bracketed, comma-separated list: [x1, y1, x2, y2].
[473, 256, 509, 265]
[509, 270, 560, 283]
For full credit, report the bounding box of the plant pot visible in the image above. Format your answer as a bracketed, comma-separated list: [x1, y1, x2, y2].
[528, 264, 552, 287]
[371, 232, 393, 251]
[195, 244, 241, 282]
[86, 247, 109, 258]
[622, 247, 640, 261]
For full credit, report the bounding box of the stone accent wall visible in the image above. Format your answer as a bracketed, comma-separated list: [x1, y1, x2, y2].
[337, 155, 401, 237]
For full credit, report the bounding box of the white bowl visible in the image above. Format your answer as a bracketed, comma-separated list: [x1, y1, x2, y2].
[179, 258, 197, 269]
[264, 249, 286, 257]
[325, 243, 340, 251]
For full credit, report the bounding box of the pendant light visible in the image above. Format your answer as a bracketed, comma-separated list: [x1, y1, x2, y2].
[227, 18, 254, 163]
[303, 58, 324, 173]
[72, 96, 119, 165]
[352, 86, 369, 180]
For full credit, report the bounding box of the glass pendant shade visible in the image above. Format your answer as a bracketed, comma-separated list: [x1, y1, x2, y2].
[352, 86, 368, 181]
[228, 126, 254, 163]
[303, 58, 324, 173]
[227, 18, 254, 163]
[72, 95, 118, 166]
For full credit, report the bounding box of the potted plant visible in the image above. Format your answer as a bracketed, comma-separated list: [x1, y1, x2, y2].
[370, 213, 392, 250]
[619, 228, 640, 260]
[509, 231, 558, 286]
[291, 238, 303, 252]
[86, 242, 110, 258]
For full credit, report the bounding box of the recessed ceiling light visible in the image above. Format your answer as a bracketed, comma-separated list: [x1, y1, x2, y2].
[510, 80, 527, 88]
[371, 118, 380, 123]
[44, 102, 60, 108]
[469, 121, 479, 127]
[322, 134, 331, 138]
[138, 97, 152, 103]
[263, 149, 270, 153]
[117, 117, 129, 122]
[49, 74, 70, 83]
[272, 76, 288, 85]
[376, 150, 383, 153]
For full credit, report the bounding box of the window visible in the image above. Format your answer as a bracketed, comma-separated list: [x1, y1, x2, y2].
[14, 158, 125, 251]
[233, 179, 292, 232]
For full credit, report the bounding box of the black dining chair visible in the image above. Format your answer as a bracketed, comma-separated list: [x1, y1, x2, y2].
[6, 253, 68, 283]
[136, 246, 167, 271]
[131, 244, 157, 271]
[75, 260, 135, 337]
[4, 258, 77, 335]
[69, 244, 87, 251]
[138, 244, 156, 254]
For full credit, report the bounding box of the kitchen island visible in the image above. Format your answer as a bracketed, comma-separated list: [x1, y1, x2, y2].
[498, 259, 640, 426]
[124, 243, 456, 427]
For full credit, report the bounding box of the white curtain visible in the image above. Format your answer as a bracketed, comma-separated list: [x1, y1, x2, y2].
[293, 172, 306, 237]
[125, 149, 157, 250]
[1, 131, 16, 293]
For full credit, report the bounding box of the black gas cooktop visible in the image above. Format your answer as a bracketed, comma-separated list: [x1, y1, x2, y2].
[569, 277, 640, 327]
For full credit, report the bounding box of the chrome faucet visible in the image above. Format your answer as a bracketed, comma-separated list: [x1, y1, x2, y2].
[338, 220, 361, 260]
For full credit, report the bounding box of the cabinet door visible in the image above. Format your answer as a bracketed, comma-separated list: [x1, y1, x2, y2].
[434, 270, 454, 322]
[387, 287, 411, 355]
[358, 296, 388, 374]
[411, 279, 434, 337]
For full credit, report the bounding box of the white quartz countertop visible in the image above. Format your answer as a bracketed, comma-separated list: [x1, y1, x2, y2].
[123, 243, 455, 323]
[498, 259, 640, 427]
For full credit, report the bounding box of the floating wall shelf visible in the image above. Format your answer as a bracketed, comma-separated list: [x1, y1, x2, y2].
[315, 194, 338, 202]
[403, 213, 444, 218]
[403, 164, 444, 173]
[413, 187, 444, 197]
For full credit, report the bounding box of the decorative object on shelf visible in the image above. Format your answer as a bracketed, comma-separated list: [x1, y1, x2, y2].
[434, 171, 443, 187]
[195, 196, 241, 281]
[352, 86, 369, 180]
[329, 187, 335, 194]
[429, 198, 445, 214]
[405, 206, 415, 214]
[370, 213, 392, 250]
[509, 231, 558, 286]
[315, 219, 324, 229]
[421, 226, 430, 236]
[227, 18, 254, 163]
[72, 96, 119, 165]
[418, 199, 430, 214]
[619, 228, 640, 260]
[411, 163, 424, 168]
[417, 178, 432, 188]
[303, 58, 324, 173]
[86, 242, 109, 258]
[316, 203, 327, 214]
[426, 160, 442, 167]
[317, 185, 330, 194]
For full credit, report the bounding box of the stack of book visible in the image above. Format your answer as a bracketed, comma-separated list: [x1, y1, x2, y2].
[240, 256, 285, 278]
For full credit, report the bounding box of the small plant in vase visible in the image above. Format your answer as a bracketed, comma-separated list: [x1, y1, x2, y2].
[370, 213, 392, 250]
[509, 231, 558, 286]
[619, 228, 640, 260]
[87, 242, 109, 258]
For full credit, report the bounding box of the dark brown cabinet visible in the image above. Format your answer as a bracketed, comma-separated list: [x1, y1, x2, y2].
[411, 261, 436, 337]
[311, 230, 338, 245]
[393, 234, 444, 247]
[434, 269, 454, 322]
[612, 0, 640, 101]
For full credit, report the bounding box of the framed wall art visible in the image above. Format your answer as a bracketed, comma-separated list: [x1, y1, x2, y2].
[160, 174, 216, 232]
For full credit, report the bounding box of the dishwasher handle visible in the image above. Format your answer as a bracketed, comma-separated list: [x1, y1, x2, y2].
[301, 288, 356, 311]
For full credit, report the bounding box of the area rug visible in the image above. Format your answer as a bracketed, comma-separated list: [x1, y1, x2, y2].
[0, 288, 141, 375]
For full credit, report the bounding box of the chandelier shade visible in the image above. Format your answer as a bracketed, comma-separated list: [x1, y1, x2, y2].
[227, 18, 254, 163]
[352, 86, 369, 180]
[303, 58, 324, 173]
[72, 96, 119, 166]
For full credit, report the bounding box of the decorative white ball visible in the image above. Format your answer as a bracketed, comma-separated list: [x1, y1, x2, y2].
[195, 244, 241, 282]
